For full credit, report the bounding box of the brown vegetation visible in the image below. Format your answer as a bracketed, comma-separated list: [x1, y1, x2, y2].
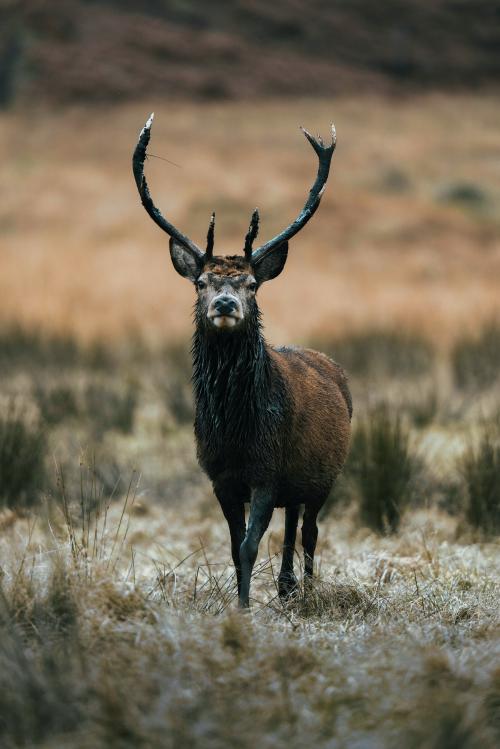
[1, 95, 500, 346]
[3, 1, 499, 107]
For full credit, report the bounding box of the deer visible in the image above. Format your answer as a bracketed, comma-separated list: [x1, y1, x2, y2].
[132, 114, 352, 608]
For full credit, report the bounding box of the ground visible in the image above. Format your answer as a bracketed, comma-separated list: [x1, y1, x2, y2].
[1, 494, 499, 748]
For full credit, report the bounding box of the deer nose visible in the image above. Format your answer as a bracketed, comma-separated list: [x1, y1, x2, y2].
[214, 295, 237, 315]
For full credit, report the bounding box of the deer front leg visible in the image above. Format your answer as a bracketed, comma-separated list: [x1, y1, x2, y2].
[220, 502, 246, 595]
[215, 482, 248, 595]
[278, 504, 299, 598]
[239, 487, 274, 608]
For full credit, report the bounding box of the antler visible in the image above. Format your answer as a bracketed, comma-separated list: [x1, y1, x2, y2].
[250, 124, 336, 264]
[132, 113, 204, 259]
[206, 212, 215, 259]
[244, 208, 260, 260]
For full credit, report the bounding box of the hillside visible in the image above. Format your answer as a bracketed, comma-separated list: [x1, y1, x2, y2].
[1, 0, 499, 106]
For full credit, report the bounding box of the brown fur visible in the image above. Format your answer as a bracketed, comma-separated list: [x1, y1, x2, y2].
[270, 346, 351, 506]
[204, 256, 252, 276]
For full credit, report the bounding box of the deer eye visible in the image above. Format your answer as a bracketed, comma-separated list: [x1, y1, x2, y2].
[248, 282, 257, 292]
[196, 279, 206, 290]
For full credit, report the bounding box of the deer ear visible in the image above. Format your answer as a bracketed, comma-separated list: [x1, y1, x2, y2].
[169, 238, 204, 282]
[252, 241, 288, 284]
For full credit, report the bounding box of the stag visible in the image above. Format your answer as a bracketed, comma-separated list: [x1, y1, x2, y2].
[133, 114, 352, 607]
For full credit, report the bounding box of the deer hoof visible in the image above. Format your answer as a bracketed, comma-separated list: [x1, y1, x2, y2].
[278, 573, 299, 599]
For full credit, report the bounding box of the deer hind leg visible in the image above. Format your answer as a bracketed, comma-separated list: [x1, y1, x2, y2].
[239, 487, 274, 608]
[301, 505, 320, 583]
[278, 505, 299, 599]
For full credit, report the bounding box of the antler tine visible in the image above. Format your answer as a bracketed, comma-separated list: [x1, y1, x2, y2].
[206, 212, 215, 258]
[244, 208, 260, 260]
[251, 123, 336, 264]
[132, 113, 203, 258]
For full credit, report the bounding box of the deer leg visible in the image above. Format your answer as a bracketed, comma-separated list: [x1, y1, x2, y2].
[219, 501, 246, 595]
[301, 506, 319, 583]
[278, 505, 299, 598]
[215, 482, 248, 595]
[239, 488, 274, 608]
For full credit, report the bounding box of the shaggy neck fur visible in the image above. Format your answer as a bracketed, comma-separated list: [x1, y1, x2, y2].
[192, 303, 275, 454]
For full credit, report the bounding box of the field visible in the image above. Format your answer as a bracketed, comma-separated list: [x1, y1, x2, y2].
[0, 94, 499, 748]
[1, 94, 500, 343]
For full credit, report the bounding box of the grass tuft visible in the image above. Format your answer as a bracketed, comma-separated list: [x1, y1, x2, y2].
[0, 622, 83, 746]
[84, 382, 138, 436]
[351, 406, 416, 533]
[291, 579, 370, 620]
[163, 342, 194, 425]
[0, 404, 47, 509]
[460, 423, 500, 536]
[315, 329, 435, 380]
[404, 386, 440, 428]
[401, 652, 500, 749]
[0, 325, 115, 373]
[452, 322, 500, 390]
[35, 383, 80, 425]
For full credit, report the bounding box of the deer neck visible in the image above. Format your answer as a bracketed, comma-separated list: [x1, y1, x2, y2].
[192, 310, 272, 445]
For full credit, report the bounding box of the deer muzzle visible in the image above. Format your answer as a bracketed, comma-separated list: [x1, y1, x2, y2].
[207, 293, 243, 329]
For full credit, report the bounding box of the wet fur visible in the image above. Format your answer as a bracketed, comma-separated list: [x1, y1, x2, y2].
[192, 276, 352, 509]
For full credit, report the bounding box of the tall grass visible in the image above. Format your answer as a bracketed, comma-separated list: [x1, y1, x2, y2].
[350, 406, 416, 533]
[84, 382, 138, 436]
[0, 325, 114, 372]
[452, 322, 500, 390]
[0, 405, 47, 509]
[162, 342, 194, 425]
[35, 383, 80, 425]
[315, 329, 435, 379]
[460, 422, 500, 535]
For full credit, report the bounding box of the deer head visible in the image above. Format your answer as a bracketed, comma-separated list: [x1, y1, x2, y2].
[132, 113, 336, 331]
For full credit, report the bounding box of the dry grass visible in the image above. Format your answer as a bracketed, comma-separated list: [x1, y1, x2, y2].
[461, 422, 500, 536]
[1, 94, 499, 346]
[0, 491, 498, 749]
[0, 329, 498, 746]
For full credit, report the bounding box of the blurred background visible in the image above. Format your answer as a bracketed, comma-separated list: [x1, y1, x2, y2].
[1, 0, 499, 343]
[0, 0, 499, 518]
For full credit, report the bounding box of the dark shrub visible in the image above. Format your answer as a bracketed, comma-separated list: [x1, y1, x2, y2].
[315, 330, 435, 379]
[452, 322, 500, 390]
[352, 406, 415, 533]
[93, 457, 125, 499]
[164, 378, 194, 425]
[163, 341, 192, 381]
[0, 325, 79, 370]
[460, 425, 500, 535]
[404, 387, 439, 428]
[34, 384, 79, 425]
[0, 565, 82, 746]
[432, 477, 464, 516]
[436, 181, 489, 211]
[0, 405, 47, 509]
[83, 339, 116, 370]
[84, 383, 138, 436]
[0, 325, 115, 373]
[163, 342, 193, 425]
